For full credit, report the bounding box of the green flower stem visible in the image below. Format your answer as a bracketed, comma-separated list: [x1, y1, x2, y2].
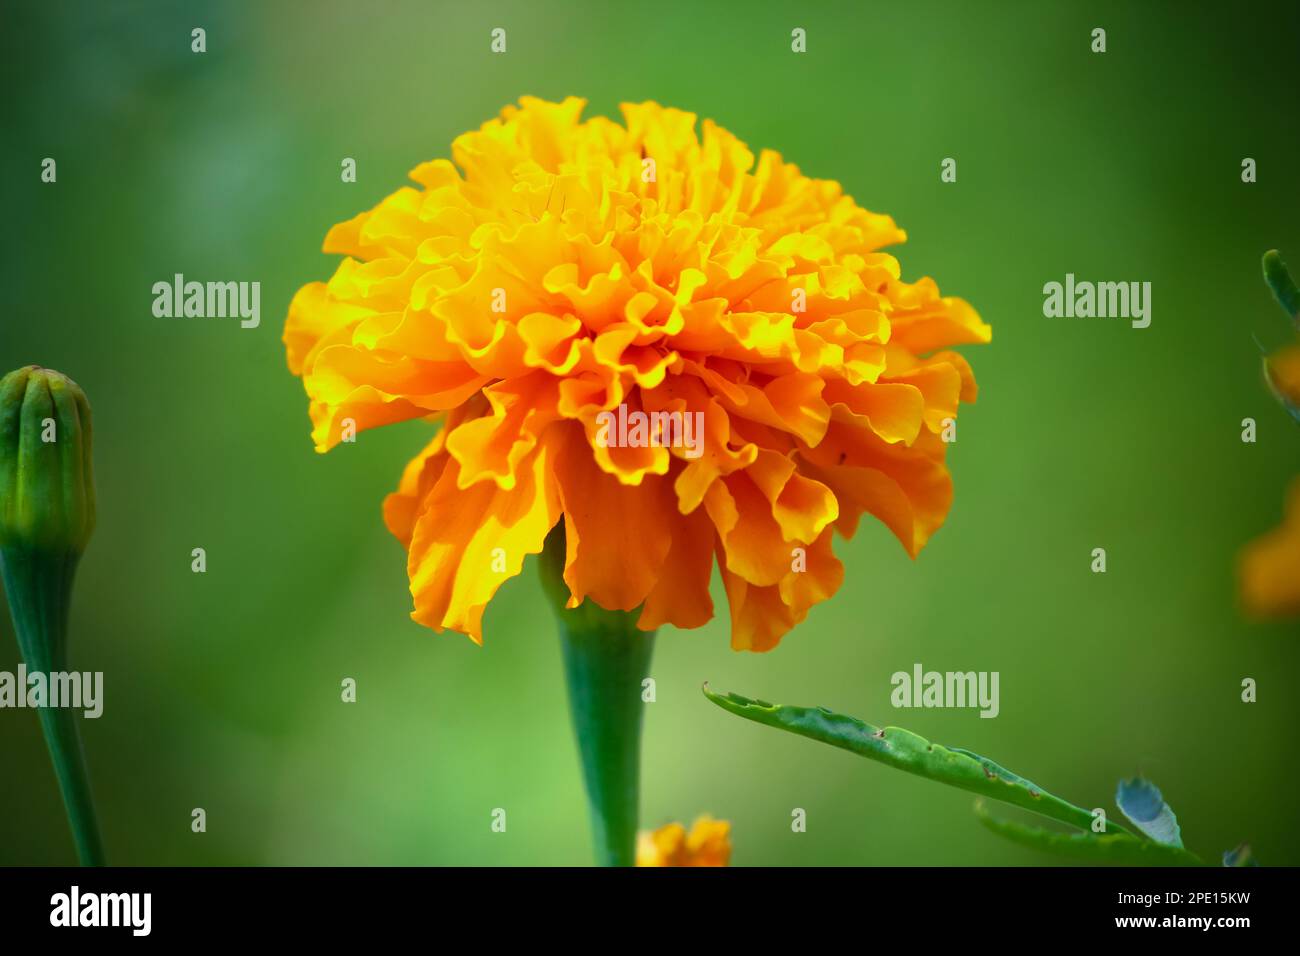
[1, 545, 105, 867]
[539, 528, 655, 867]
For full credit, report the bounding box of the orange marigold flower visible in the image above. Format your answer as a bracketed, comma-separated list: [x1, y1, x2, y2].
[1240, 477, 1300, 617]
[636, 816, 731, 867]
[284, 97, 989, 650]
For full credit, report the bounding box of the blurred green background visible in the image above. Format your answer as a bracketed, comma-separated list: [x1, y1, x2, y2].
[3, 0, 1299, 866]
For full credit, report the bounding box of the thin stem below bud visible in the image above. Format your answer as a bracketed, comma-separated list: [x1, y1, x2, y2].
[1, 546, 105, 866]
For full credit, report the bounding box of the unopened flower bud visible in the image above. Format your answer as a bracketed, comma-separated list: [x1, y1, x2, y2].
[0, 366, 96, 555]
[0, 366, 104, 865]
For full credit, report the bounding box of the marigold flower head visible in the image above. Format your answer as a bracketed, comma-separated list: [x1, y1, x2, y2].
[284, 97, 989, 650]
[636, 816, 731, 867]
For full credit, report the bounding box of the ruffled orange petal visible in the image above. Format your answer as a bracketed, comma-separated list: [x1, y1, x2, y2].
[637, 504, 716, 631]
[798, 416, 951, 557]
[406, 427, 563, 641]
[554, 424, 675, 613]
[721, 528, 843, 651]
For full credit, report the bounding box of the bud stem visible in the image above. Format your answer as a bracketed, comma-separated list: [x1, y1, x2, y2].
[539, 527, 655, 866]
[1, 546, 105, 866]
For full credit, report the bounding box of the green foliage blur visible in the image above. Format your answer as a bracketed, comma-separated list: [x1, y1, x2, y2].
[2, 0, 1298, 866]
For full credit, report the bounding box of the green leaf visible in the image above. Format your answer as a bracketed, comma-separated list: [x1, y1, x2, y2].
[975, 801, 1204, 866]
[1116, 777, 1183, 847]
[1263, 249, 1300, 323]
[1223, 843, 1259, 867]
[702, 685, 1133, 838]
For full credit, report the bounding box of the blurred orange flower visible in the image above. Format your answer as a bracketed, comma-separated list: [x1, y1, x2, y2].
[637, 816, 732, 867]
[1264, 344, 1300, 418]
[284, 97, 988, 650]
[1240, 477, 1300, 617]
[1239, 251, 1300, 619]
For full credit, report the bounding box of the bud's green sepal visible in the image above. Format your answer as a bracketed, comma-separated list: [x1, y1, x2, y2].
[0, 366, 96, 554]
